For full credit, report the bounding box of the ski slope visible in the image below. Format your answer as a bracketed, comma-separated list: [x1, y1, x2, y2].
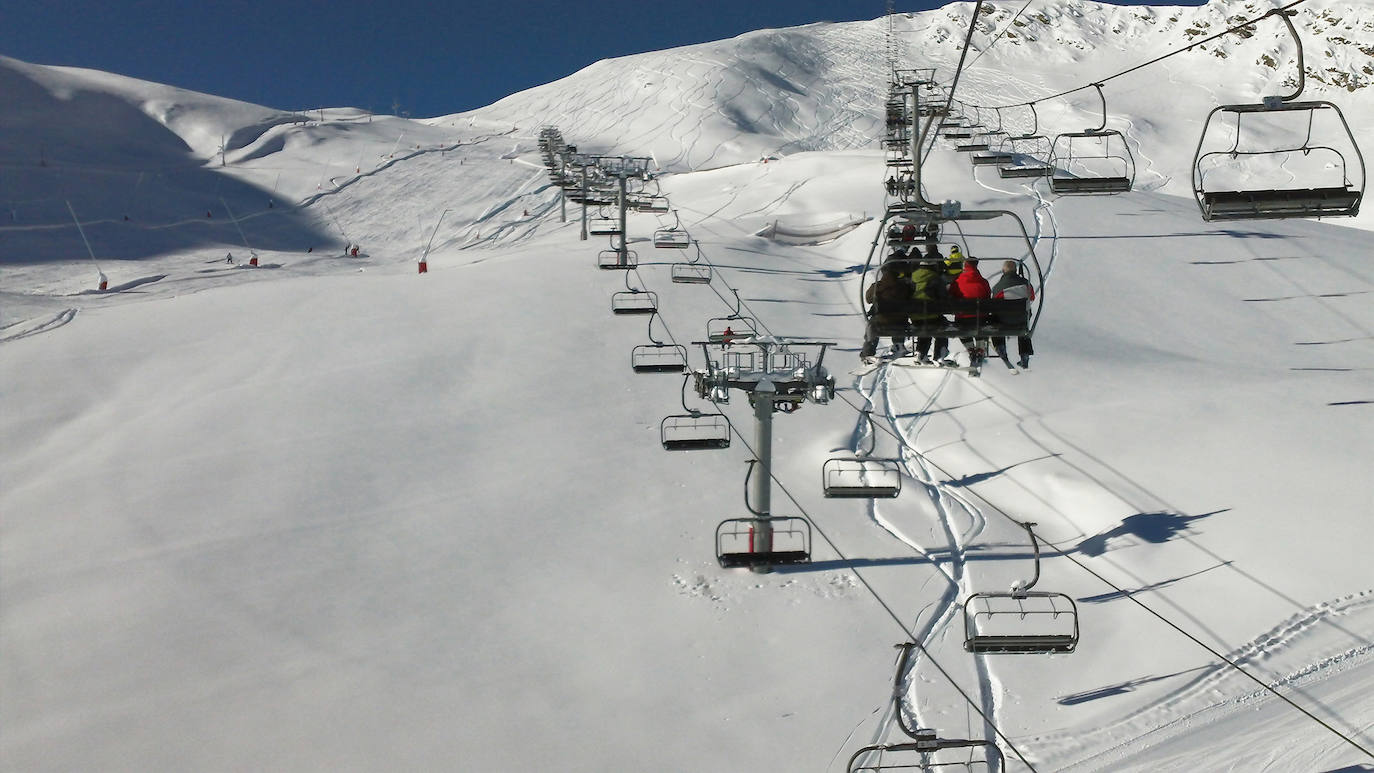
[3, 2, 1374, 770]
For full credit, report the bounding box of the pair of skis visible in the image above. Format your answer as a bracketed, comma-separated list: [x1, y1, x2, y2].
[853, 350, 1023, 378]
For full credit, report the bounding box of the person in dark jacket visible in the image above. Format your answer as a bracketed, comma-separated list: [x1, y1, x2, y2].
[990, 259, 1035, 368]
[948, 257, 992, 366]
[861, 266, 912, 361]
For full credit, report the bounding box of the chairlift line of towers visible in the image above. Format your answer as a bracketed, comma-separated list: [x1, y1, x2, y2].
[533, 0, 1369, 757]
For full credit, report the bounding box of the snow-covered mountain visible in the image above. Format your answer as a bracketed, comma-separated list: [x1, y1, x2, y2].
[3, 2, 1373, 770]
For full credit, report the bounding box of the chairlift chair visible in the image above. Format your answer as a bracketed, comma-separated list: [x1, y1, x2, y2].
[611, 289, 658, 315]
[822, 410, 903, 498]
[671, 263, 712, 284]
[597, 249, 637, 270]
[632, 344, 688, 373]
[716, 516, 811, 569]
[1191, 11, 1364, 221]
[1049, 84, 1135, 195]
[997, 131, 1054, 178]
[823, 459, 902, 499]
[963, 522, 1079, 654]
[588, 218, 623, 236]
[864, 207, 1043, 343]
[631, 313, 688, 373]
[660, 412, 730, 450]
[635, 195, 671, 214]
[846, 642, 1005, 773]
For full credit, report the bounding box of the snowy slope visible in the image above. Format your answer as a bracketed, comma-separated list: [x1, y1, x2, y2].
[4, 2, 1374, 770]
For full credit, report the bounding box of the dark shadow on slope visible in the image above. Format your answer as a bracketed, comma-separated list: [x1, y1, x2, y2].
[1056, 666, 1210, 706]
[0, 66, 335, 262]
[938, 454, 1060, 487]
[1076, 510, 1229, 557]
[1322, 766, 1374, 772]
[1078, 562, 1232, 603]
[1329, 400, 1373, 406]
[816, 264, 866, 278]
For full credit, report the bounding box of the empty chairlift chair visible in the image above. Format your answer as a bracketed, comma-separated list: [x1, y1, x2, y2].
[588, 216, 623, 236]
[597, 248, 637, 270]
[1191, 10, 1364, 221]
[822, 411, 902, 499]
[963, 522, 1079, 654]
[846, 642, 1007, 773]
[1049, 84, 1135, 195]
[611, 289, 657, 315]
[671, 242, 713, 285]
[716, 510, 812, 569]
[631, 312, 688, 373]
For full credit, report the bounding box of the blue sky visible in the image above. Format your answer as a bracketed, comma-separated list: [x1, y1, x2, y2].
[2, 0, 1196, 118]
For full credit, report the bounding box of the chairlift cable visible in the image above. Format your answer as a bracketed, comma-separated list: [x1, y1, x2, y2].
[831, 388, 1374, 761]
[960, 0, 1038, 75]
[952, 0, 1311, 112]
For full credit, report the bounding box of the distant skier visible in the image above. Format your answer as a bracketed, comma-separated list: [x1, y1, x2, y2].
[990, 260, 1035, 369]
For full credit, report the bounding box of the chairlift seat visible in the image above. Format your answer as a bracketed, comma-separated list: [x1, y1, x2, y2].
[597, 250, 637, 270]
[631, 344, 687, 373]
[671, 263, 712, 284]
[867, 298, 1032, 338]
[963, 590, 1079, 655]
[653, 229, 691, 249]
[661, 414, 730, 450]
[822, 458, 902, 499]
[588, 219, 623, 236]
[1199, 186, 1360, 221]
[999, 164, 1052, 179]
[1050, 175, 1132, 195]
[636, 197, 671, 214]
[971, 152, 1015, 167]
[611, 290, 658, 315]
[716, 516, 811, 569]
[956, 142, 990, 153]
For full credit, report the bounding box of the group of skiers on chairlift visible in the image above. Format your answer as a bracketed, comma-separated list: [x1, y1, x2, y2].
[861, 236, 1035, 371]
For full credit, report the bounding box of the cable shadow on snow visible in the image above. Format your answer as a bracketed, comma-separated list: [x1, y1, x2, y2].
[936, 454, 1060, 487]
[1055, 665, 1211, 706]
[1076, 510, 1230, 557]
[1078, 561, 1233, 604]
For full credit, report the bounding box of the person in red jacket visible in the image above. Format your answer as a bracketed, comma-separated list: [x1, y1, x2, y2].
[948, 257, 992, 367]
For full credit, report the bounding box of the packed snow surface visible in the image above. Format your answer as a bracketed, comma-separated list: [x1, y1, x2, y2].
[2, 1, 1373, 770]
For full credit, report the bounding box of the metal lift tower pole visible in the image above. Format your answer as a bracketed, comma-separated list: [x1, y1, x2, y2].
[617, 170, 629, 266]
[750, 378, 776, 574]
[580, 162, 589, 241]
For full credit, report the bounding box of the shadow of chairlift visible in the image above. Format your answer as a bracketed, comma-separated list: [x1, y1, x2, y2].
[846, 642, 1006, 773]
[1191, 10, 1364, 222]
[962, 521, 1079, 655]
